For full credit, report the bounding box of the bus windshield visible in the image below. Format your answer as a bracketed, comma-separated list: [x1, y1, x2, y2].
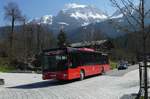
[42, 54, 68, 72]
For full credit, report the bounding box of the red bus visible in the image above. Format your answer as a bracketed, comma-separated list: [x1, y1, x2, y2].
[41, 47, 110, 80]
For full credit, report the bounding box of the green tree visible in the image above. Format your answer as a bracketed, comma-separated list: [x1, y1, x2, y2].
[57, 29, 68, 48]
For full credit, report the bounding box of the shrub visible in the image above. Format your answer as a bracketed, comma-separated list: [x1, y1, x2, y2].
[110, 60, 117, 69]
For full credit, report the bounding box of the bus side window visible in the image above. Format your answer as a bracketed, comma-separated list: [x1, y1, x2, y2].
[70, 53, 79, 68]
[97, 53, 102, 65]
[104, 56, 109, 64]
[94, 53, 98, 64]
[101, 55, 109, 64]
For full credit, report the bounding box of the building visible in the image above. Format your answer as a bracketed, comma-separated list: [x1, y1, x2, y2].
[70, 40, 114, 52]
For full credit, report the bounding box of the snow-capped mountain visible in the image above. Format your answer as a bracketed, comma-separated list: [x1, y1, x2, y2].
[29, 3, 108, 33]
[53, 3, 108, 27]
[30, 15, 53, 25]
[30, 2, 150, 38]
[28, 3, 120, 38]
[63, 3, 108, 21]
[30, 3, 108, 28]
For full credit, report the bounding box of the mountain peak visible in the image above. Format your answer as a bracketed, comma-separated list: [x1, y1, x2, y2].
[64, 3, 87, 9]
[29, 15, 53, 25]
[59, 3, 108, 25]
[41, 15, 53, 24]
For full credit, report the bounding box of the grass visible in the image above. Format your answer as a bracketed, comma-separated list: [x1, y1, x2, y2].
[0, 65, 15, 72]
[140, 96, 150, 99]
[0, 57, 16, 72]
[140, 96, 144, 99]
[110, 60, 117, 69]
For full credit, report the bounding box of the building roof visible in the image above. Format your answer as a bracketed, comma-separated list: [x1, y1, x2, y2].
[70, 40, 114, 52]
[70, 40, 107, 48]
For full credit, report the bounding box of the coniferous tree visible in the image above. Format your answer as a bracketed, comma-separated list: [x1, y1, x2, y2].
[57, 29, 68, 48]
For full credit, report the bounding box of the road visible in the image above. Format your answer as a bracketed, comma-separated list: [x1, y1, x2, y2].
[106, 64, 139, 76]
[0, 65, 139, 99]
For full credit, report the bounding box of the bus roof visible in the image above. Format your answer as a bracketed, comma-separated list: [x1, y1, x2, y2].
[42, 47, 107, 55]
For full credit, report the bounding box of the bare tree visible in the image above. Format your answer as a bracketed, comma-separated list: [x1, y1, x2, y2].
[4, 2, 23, 57]
[109, 0, 150, 98]
[20, 15, 28, 62]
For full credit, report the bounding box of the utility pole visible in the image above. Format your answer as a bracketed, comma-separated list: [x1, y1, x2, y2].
[141, 0, 148, 98]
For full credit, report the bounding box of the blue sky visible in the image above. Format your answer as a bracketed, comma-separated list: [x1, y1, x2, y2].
[0, 0, 119, 26]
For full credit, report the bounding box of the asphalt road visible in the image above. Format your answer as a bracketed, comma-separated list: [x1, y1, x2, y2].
[106, 64, 139, 76]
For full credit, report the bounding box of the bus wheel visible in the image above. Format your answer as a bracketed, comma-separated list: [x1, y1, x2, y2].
[80, 70, 84, 80]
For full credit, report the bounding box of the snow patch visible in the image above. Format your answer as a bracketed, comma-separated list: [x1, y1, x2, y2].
[88, 12, 107, 19]
[65, 3, 87, 9]
[70, 12, 88, 20]
[82, 22, 90, 26]
[70, 12, 107, 20]
[111, 14, 123, 19]
[58, 22, 69, 26]
[62, 3, 87, 13]
[29, 15, 53, 25]
[41, 15, 53, 24]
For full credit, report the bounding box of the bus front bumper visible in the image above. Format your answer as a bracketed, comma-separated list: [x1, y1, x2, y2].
[42, 72, 68, 80]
